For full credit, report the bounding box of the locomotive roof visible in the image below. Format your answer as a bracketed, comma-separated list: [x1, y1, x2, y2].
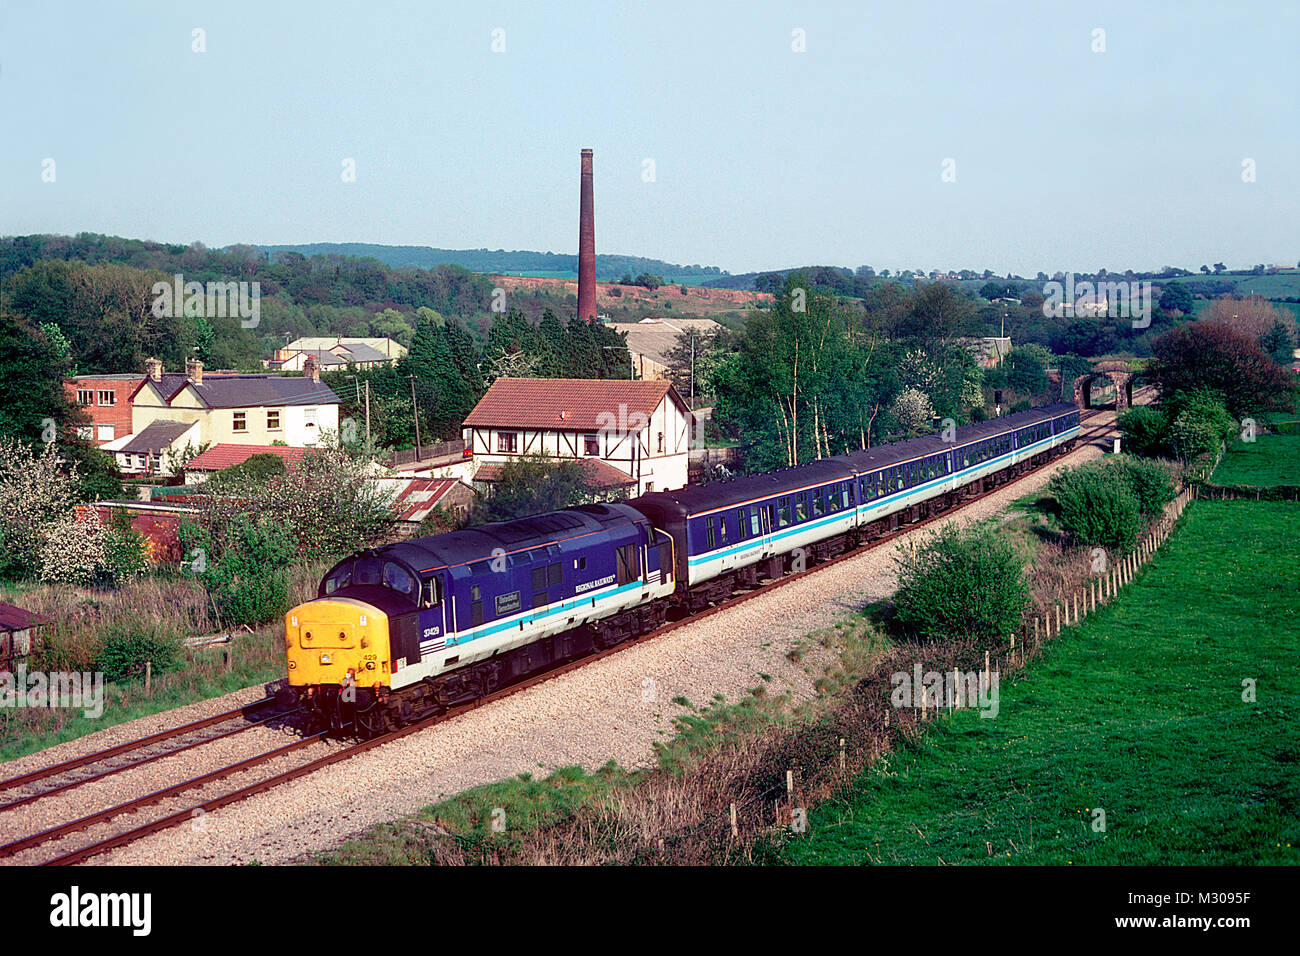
[356, 502, 645, 574]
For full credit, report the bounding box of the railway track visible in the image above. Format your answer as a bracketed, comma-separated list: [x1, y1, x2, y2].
[0, 697, 299, 813]
[4, 405, 1127, 866]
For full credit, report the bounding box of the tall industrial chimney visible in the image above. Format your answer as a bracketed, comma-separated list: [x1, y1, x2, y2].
[577, 148, 596, 324]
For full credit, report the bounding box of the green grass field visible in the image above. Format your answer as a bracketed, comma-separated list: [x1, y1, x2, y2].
[1212, 432, 1300, 487]
[782, 500, 1299, 865]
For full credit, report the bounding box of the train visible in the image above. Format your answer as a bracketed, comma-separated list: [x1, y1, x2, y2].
[285, 402, 1081, 735]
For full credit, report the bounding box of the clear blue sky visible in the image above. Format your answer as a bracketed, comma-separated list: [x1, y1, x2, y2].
[2, 0, 1296, 276]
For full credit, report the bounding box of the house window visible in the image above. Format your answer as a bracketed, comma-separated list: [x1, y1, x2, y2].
[267, 410, 281, 431]
[98, 390, 116, 406]
[97, 425, 114, 442]
[76, 389, 94, 406]
[584, 433, 599, 456]
[498, 432, 518, 453]
[232, 411, 247, 433]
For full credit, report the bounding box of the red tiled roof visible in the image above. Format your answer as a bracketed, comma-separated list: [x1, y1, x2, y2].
[463, 378, 689, 431]
[473, 458, 636, 489]
[0, 601, 51, 631]
[185, 444, 309, 472]
[391, 478, 464, 522]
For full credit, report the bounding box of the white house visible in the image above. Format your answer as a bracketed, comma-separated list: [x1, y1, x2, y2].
[462, 377, 695, 496]
[130, 357, 340, 447]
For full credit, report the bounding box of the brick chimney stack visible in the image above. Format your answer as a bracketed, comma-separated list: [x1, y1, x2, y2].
[577, 148, 596, 324]
[185, 357, 203, 384]
[304, 354, 320, 383]
[145, 357, 163, 382]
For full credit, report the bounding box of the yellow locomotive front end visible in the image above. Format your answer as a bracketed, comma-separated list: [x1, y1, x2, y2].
[285, 597, 392, 733]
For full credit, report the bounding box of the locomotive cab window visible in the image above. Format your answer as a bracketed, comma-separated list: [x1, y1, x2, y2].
[324, 564, 352, 594]
[384, 562, 416, 600]
[419, 576, 442, 608]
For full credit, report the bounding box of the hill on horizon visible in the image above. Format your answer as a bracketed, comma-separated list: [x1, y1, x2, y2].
[256, 242, 729, 283]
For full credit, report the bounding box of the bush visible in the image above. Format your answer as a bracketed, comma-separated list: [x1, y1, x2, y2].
[1117, 406, 1170, 457]
[1167, 389, 1236, 460]
[891, 523, 1029, 644]
[100, 508, 149, 586]
[95, 624, 180, 682]
[1049, 464, 1142, 551]
[1104, 457, 1176, 518]
[178, 515, 296, 628]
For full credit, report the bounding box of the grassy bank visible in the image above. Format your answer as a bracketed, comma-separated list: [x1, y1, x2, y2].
[1212, 432, 1300, 487]
[782, 500, 1299, 865]
[0, 560, 330, 762]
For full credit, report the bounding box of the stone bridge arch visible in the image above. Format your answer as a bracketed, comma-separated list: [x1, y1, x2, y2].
[1072, 360, 1135, 410]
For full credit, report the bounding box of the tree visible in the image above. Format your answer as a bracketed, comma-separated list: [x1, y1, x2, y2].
[1202, 295, 1290, 341]
[468, 455, 623, 524]
[1158, 283, 1193, 314]
[1148, 320, 1295, 418]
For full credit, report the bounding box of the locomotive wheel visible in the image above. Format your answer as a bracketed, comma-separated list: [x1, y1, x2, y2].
[355, 701, 390, 738]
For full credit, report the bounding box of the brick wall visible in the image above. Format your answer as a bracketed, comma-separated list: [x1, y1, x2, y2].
[66, 378, 139, 445]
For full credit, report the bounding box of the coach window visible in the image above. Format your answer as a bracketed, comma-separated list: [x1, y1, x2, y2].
[813, 490, 825, 517]
[795, 493, 808, 522]
[719, 515, 728, 544]
[736, 508, 748, 539]
[750, 508, 762, 536]
[706, 516, 717, 549]
[778, 497, 791, 528]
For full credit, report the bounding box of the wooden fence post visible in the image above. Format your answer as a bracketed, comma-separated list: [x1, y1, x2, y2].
[730, 803, 738, 838]
[145, 660, 151, 693]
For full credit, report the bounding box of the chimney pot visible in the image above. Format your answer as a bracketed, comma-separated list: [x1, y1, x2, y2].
[186, 357, 203, 385]
[304, 355, 320, 383]
[145, 357, 163, 382]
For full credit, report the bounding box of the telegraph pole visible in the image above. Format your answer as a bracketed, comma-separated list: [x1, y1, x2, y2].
[364, 379, 371, 453]
[408, 375, 422, 460]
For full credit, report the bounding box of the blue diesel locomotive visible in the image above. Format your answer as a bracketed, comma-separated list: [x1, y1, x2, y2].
[286, 402, 1080, 734]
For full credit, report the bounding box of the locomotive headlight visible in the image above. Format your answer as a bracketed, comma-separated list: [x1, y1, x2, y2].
[320, 652, 332, 664]
[366, 661, 376, 670]
[288, 661, 296, 669]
